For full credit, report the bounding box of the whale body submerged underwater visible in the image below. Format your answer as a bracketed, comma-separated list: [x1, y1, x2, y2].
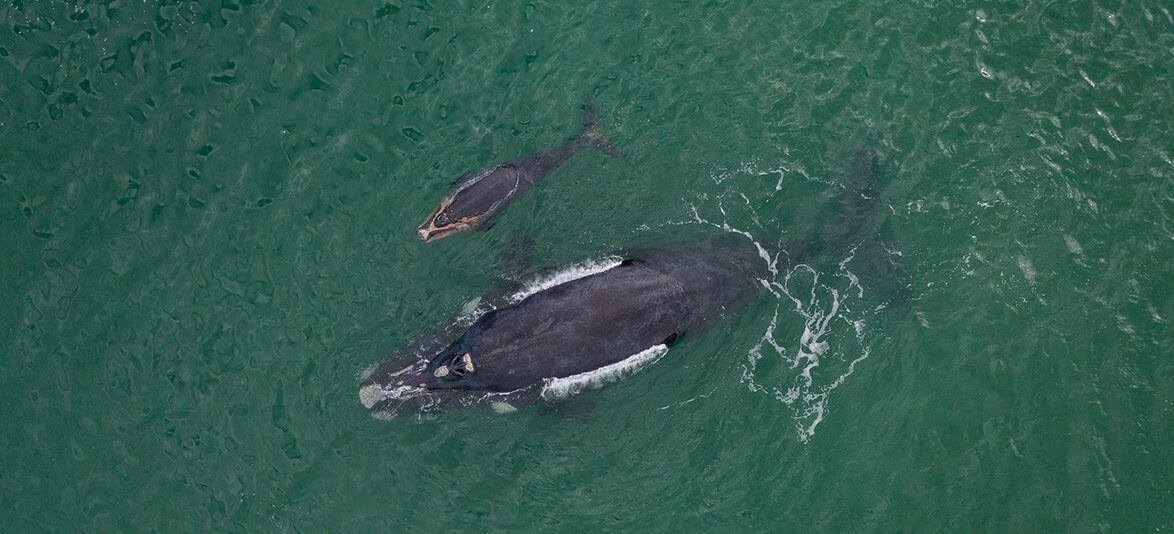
[361, 149, 894, 418]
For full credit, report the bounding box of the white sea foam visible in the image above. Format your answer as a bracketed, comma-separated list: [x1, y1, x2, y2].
[692, 160, 878, 443]
[449, 257, 623, 327]
[507, 256, 623, 303]
[1018, 255, 1037, 285]
[1063, 233, 1084, 255]
[540, 344, 669, 400]
[743, 252, 875, 443]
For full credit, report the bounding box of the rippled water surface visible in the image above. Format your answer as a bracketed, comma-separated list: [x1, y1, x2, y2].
[2, 1, 1171, 530]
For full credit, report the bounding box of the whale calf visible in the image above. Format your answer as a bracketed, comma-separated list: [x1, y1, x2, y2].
[417, 98, 620, 242]
[359, 239, 765, 417]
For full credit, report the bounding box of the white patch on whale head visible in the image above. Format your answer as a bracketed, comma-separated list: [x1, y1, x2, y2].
[360, 359, 424, 383]
[540, 344, 669, 401]
[508, 256, 623, 303]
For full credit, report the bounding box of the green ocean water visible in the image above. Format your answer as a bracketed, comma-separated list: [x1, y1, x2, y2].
[2, 0, 1171, 530]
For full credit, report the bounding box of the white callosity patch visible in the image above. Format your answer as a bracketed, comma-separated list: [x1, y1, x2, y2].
[359, 361, 428, 409]
[540, 344, 670, 400]
[358, 383, 383, 409]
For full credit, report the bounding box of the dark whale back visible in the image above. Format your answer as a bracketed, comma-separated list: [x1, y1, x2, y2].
[424, 238, 763, 393]
[436, 262, 689, 392]
[434, 164, 522, 227]
[633, 239, 765, 330]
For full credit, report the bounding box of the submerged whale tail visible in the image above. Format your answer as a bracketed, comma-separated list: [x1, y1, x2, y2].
[818, 147, 883, 250]
[575, 97, 623, 158]
[820, 147, 914, 310]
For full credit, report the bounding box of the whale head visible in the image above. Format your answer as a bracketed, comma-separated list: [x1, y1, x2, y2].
[417, 202, 478, 242]
[358, 342, 500, 418]
[417, 164, 520, 242]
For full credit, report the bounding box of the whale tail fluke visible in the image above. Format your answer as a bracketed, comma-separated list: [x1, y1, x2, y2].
[575, 96, 623, 158]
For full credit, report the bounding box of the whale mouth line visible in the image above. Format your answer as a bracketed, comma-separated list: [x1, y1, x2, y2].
[418, 165, 518, 242]
[419, 216, 478, 241]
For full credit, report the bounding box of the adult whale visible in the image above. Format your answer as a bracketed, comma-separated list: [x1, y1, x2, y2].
[417, 98, 621, 242]
[359, 238, 766, 417]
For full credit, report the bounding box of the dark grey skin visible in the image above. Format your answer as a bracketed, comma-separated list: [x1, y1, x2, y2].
[362, 149, 895, 417]
[417, 98, 620, 242]
[359, 238, 766, 417]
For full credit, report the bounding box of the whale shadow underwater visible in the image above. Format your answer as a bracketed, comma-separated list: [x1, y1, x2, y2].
[360, 148, 901, 418]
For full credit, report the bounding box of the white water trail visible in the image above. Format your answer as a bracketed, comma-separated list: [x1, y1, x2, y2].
[688, 160, 878, 443]
[507, 256, 623, 303]
[541, 344, 670, 400]
[451, 256, 623, 327]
